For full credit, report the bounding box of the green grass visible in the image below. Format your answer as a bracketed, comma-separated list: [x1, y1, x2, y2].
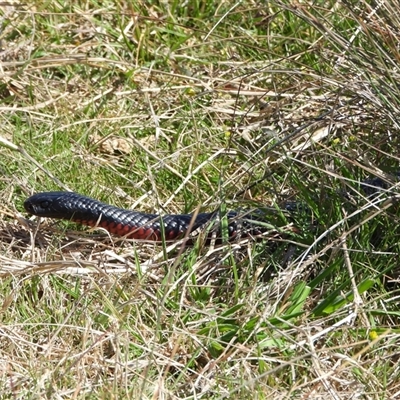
[1, 0, 400, 398]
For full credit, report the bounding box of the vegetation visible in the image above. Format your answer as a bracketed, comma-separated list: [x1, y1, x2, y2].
[1, 0, 400, 398]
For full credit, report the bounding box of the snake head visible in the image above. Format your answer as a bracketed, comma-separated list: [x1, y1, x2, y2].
[24, 191, 77, 219]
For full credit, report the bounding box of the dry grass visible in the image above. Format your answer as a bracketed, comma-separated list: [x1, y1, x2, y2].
[1, 1, 400, 399]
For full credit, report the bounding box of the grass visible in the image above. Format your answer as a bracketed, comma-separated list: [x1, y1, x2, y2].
[1, 0, 400, 398]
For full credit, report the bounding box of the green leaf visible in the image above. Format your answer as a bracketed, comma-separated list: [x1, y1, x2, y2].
[285, 281, 311, 315]
[314, 279, 376, 316]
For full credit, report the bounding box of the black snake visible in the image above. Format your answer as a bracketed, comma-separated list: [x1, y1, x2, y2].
[23, 175, 396, 242]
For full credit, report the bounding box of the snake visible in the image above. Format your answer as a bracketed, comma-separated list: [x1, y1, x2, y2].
[23, 175, 396, 242]
[23, 191, 270, 241]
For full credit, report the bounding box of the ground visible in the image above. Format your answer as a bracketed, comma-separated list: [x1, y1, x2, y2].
[0, 1, 400, 399]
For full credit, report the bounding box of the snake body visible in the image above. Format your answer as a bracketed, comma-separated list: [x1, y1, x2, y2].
[23, 175, 396, 242]
[24, 191, 268, 241]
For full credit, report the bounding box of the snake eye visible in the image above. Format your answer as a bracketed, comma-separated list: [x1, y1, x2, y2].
[40, 200, 50, 209]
